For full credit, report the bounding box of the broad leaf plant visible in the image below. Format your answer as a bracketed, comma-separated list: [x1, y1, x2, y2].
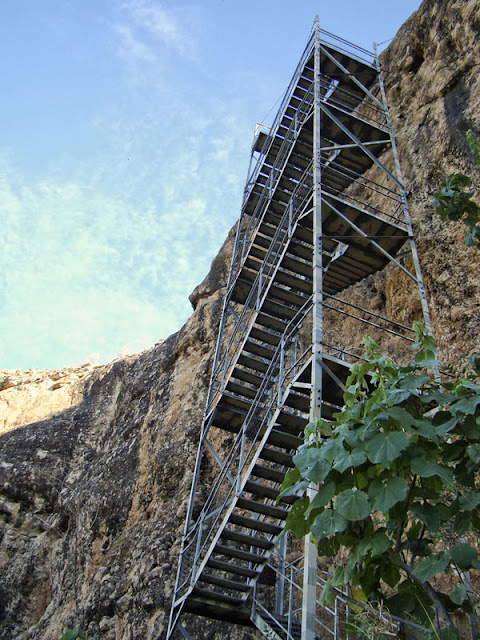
[279, 324, 480, 635]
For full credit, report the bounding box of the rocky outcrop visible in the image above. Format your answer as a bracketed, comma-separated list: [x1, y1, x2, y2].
[1, 1, 479, 638]
[381, 0, 480, 365]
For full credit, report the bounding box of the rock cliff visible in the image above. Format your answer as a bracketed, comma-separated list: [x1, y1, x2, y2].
[1, 1, 479, 638]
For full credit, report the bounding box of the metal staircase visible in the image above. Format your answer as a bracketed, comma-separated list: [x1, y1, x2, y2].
[167, 19, 432, 640]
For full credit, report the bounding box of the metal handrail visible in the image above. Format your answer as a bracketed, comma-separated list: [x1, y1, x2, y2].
[176, 299, 314, 599]
[206, 162, 314, 415]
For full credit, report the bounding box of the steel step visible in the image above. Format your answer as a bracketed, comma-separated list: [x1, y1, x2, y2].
[252, 463, 287, 484]
[268, 428, 303, 450]
[199, 573, 253, 593]
[221, 528, 273, 550]
[244, 338, 275, 360]
[184, 592, 253, 625]
[236, 496, 288, 520]
[206, 557, 260, 579]
[231, 366, 263, 387]
[256, 310, 288, 333]
[190, 586, 245, 606]
[259, 446, 295, 467]
[228, 513, 283, 536]
[237, 353, 269, 374]
[249, 325, 282, 347]
[277, 411, 308, 431]
[244, 479, 297, 504]
[214, 543, 266, 564]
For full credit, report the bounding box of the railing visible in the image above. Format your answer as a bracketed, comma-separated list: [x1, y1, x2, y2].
[174, 299, 314, 603]
[206, 161, 314, 416]
[242, 30, 315, 209]
[319, 28, 376, 67]
[235, 80, 315, 279]
[254, 551, 399, 640]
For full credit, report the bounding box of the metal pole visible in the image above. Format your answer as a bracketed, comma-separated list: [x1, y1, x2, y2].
[374, 44, 439, 382]
[276, 535, 287, 617]
[301, 14, 322, 640]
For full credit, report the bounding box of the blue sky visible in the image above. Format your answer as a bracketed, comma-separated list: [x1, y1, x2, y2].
[0, 0, 422, 370]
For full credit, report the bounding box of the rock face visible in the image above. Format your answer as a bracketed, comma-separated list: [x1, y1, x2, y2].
[1, 1, 479, 638]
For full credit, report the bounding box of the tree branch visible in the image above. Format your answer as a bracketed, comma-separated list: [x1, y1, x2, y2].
[399, 560, 454, 627]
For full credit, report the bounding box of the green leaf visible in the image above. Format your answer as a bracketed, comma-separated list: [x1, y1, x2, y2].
[466, 443, 480, 463]
[305, 418, 333, 438]
[385, 406, 415, 429]
[449, 583, 467, 606]
[358, 537, 372, 555]
[366, 431, 410, 465]
[61, 630, 86, 640]
[319, 437, 347, 464]
[333, 447, 367, 473]
[412, 552, 450, 582]
[371, 531, 391, 556]
[278, 467, 308, 501]
[411, 502, 444, 531]
[318, 579, 336, 606]
[466, 129, 480, 167]
[453, 510, 471, 535]
[331, 564, 355, 587]
[450, 393, 480, 416]
[293, 447, 330, 484]
[459, 490, 480, 511]
[368, 476, 409, 512]
[450, 543, 478, 570]
[311, 509, 348, 541]
[442, 440, 466, 463]
[411, 458, 454, 485]
[304, 421, 318, 439]
[335, 489, 371, 521]
[305, 481, 336, 517]
[435, 414, 461, 436]
[284, 496, 309, 538]
[380, 559, 401, 588]
[438, 627, 462, 640]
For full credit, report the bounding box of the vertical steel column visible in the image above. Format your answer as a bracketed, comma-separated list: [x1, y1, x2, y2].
[301, 15, 322, 640]
[374, 44, 435, 340]
[276, 534, 287, 617]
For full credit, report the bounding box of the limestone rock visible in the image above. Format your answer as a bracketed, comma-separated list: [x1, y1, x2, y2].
[1, 1, 480, 638]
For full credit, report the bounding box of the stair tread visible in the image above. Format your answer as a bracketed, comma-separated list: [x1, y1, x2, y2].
[244, 479, 297, 505]
[200, 573, 253, 592]
[190, 586, 245, 606]
[222, 527, 273, 550]
[229, 513, 283, 536]
[214, 543, 266, 564]
[206, 557, 260, 578]
[237, 496, 288, 520]
[252, 463, 287, 484]
[259, 446, 294, 467]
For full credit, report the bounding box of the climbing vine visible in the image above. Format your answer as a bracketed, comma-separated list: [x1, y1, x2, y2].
[432, 129, 480, 248]
[279, 324, 480, 637]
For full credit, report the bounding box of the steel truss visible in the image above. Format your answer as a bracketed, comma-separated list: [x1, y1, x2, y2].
[167, 19, 432, 640]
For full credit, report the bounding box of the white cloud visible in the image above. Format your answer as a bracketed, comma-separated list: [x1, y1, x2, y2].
[114, 23, 156, 63]
[114, 0, 200, 65]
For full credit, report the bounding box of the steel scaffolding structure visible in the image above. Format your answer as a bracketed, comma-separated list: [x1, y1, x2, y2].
[167, 19, 432, 640]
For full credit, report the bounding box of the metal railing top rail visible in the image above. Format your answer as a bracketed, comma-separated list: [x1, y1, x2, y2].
[238, 82, 315, 268]
[232, 159, 313, 281]
[206, 165, 314, 415]
[322, 159, 399, 198]
[323, 90, 388, 132]
[177, 301, 315, 597]
[241, 30, 315, 204]
[319, 27, 376, 67]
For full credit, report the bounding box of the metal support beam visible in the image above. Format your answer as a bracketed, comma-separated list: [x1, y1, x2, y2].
[302, 16, 322, 640]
